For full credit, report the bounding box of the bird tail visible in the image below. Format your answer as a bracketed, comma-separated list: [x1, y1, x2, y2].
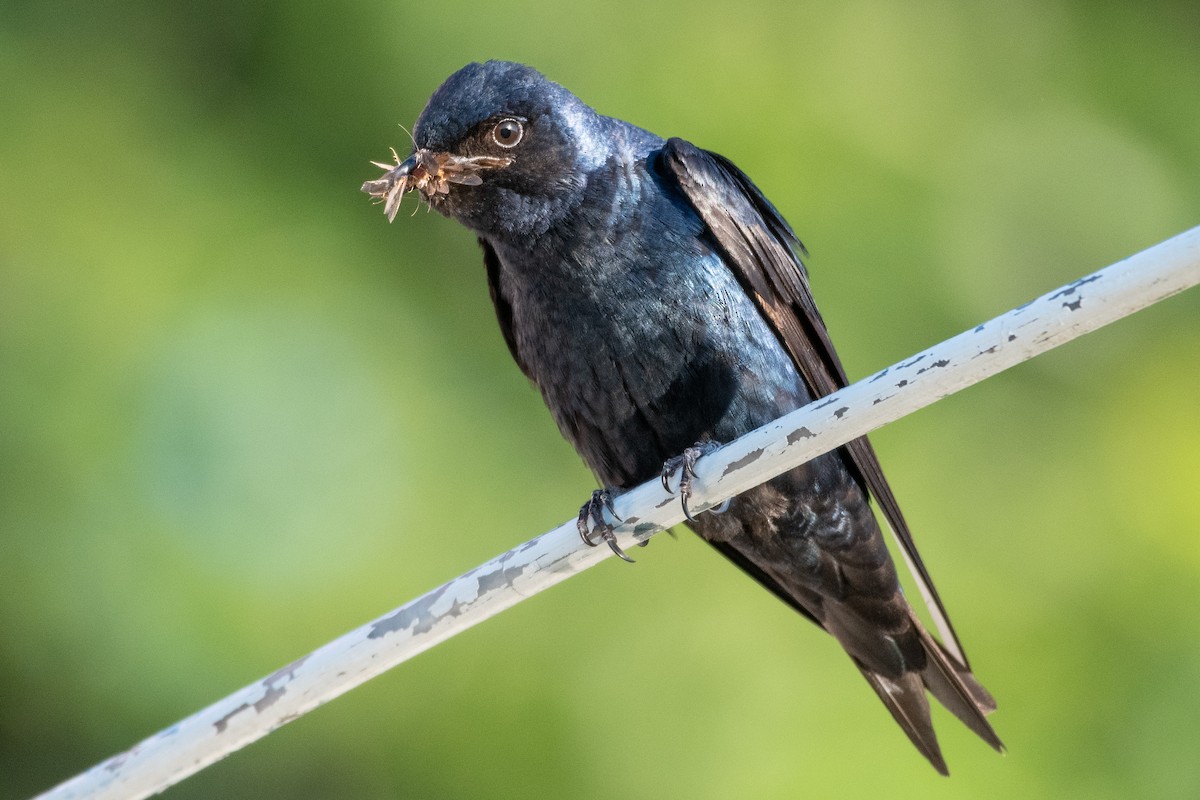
[857, 616, 1003, 776]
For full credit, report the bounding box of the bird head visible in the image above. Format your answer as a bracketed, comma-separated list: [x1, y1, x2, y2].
[362, 61, 606, 240]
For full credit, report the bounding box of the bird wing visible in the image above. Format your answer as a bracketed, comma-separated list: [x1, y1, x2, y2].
[705, 541, 821, 626]
[481, 238, 532, 380]
[659, 137, 970, 668]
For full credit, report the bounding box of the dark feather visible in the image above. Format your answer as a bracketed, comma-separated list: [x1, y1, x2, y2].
[859, 669, 948, 775]
[659, 136, 1000, 761]
[481, 238, 529, 379]
[659, 137, 967, 662]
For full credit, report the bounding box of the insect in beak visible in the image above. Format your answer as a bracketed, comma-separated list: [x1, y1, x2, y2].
[361, 148, 514, 222]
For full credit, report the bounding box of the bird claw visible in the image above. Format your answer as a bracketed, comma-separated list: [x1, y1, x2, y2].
[577, 489, 633, 563]
[661, 439, 728, 522]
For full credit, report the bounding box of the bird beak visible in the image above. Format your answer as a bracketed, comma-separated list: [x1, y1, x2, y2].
[361, 147, 514, 222]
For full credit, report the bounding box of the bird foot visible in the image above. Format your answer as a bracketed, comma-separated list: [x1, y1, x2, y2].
[577, 489, 634, 563]
[661, 439, 731, 522]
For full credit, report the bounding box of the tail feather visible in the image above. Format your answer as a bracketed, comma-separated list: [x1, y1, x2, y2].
[859, 614, 1008, 767]
[858, 668, 948, 776]
[856, 614, 1003, 774]
[916, 624, 1004, 752]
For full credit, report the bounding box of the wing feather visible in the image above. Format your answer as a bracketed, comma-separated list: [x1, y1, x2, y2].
[659, 137, 970, 668]
[481, 238, 532, 380]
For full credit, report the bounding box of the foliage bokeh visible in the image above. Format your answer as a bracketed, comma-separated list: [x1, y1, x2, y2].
[2, 1, 1198, 798]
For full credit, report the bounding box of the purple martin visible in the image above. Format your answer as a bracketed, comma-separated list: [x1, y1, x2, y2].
[362, 60, 1001, 773]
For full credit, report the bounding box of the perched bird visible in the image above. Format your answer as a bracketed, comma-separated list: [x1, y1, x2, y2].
[362, 60, 1001, 773]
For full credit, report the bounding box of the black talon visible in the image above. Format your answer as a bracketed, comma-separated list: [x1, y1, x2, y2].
[600, 528, 634, 563]
[660, 439, 727, 522]
[661, 460, 679, 493]
[576, 506, 594, 543]
[577, 489, 634, 563]
[602, 490, 620, 521]
[660, 453, 684, 493]
[680, 480, 697, 523]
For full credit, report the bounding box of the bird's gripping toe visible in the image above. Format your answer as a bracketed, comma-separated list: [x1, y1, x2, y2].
[661, 439, 731, 522]
[576, 489, 633, 562]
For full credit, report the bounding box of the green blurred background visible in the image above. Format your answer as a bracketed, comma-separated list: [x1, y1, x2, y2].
[2, 1, 1198, 798]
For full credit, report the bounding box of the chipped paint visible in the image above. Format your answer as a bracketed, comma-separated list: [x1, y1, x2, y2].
[476, 566, 512, 594]
[253, 685, 285, 714]
[1049, 273, 1101, 299]
[787, 426, 815, 443]
[102, 751, 132, 773]
[721, 447, 764, 476]
[213, 656, 311, 733]
[916, 359, 950, 374]
[633, 522, 660, 538]
[213, 702, 252, 734]
[518, 535, 545, 552]
[368, 585, 449, 639]
[264, 655, 309, 687]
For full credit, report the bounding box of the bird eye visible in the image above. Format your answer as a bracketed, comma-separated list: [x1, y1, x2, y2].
[491, 118, 524, 149]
